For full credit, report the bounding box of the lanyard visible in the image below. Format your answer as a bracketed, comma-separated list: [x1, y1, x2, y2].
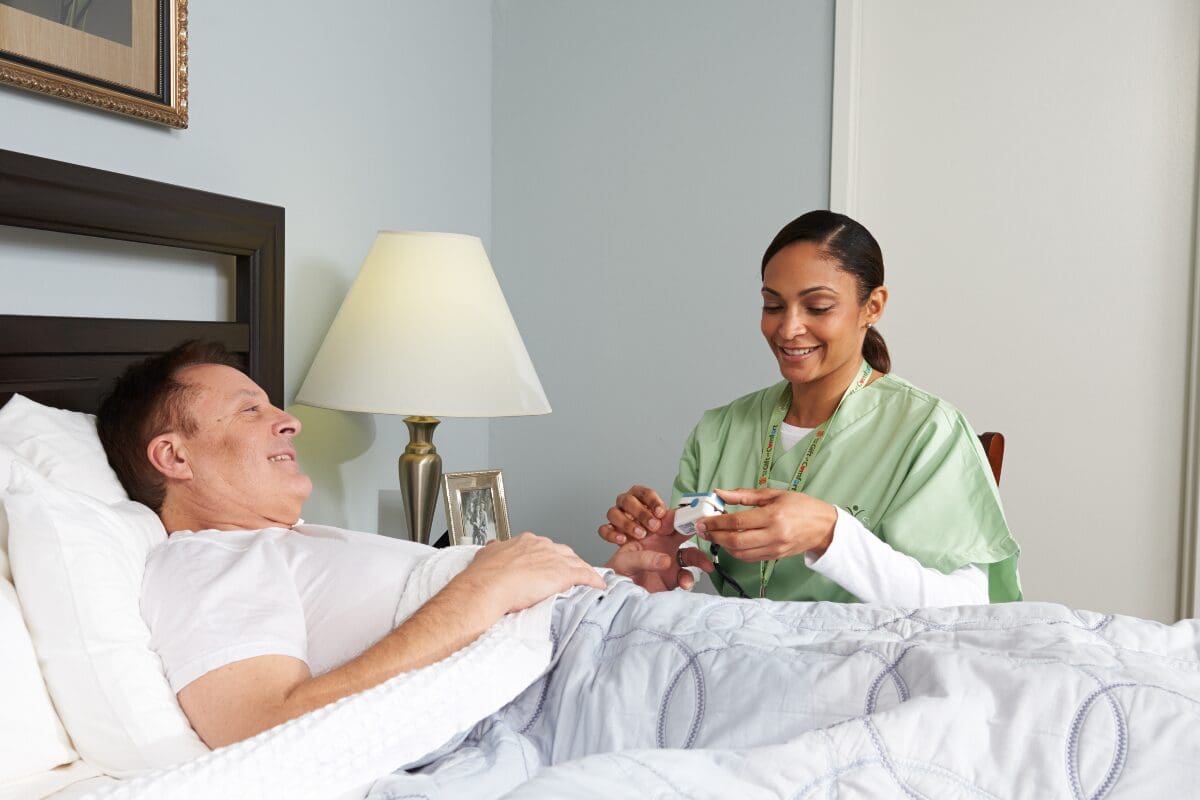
[755, 360, 872, 597]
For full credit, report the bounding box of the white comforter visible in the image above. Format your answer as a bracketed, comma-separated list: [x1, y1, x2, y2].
[82, 548, 1200, 799]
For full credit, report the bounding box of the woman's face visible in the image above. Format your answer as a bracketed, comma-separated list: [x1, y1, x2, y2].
[760, 241, 885, 386]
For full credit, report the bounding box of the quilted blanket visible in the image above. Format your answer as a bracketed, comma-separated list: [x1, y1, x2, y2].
[88, 549, 1200, 799]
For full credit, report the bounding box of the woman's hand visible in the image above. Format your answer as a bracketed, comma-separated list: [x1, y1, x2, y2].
[695, 488, 838, 562]
[598, 484, 670, 545]
[604, 522, 714, 592]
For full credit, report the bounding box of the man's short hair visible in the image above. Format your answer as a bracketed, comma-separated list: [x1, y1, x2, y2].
[97, 340, 242, 512]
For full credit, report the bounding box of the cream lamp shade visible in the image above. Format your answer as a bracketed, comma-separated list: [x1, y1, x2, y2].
[296, 231, 550, 417]
[296, 231, 550, 545]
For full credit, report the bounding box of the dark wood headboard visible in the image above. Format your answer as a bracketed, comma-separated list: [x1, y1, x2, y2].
[0, 149, 284, 414]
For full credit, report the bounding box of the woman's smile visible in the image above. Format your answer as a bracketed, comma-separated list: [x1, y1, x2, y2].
[779, 344, 821, 361]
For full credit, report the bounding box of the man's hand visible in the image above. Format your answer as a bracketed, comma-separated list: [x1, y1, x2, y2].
[605, 511, 714, 592]
[456, 532, 607, 616]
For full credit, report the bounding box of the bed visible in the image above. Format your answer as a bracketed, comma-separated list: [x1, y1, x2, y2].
[0, 147, 285, 412]
[4, 150, 1200, 800]
[0, 147, 284, 798]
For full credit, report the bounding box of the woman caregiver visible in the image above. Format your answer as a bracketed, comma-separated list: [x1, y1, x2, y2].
[600, 210, 1021, 605]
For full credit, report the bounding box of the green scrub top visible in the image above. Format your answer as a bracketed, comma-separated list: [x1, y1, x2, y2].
[672, 373, 1021, 603]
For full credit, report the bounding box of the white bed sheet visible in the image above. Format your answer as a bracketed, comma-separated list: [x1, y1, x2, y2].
[0, 762, 112, 800]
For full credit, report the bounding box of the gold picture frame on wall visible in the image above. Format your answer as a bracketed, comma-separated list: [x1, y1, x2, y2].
[442, 470, 512, 547]
[0, 0, 188, 128]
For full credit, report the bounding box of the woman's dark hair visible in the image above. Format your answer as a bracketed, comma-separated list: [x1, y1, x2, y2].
[761, 210, 890, 374]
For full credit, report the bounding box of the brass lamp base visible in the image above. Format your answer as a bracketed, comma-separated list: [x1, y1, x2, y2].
[399, 416, 442, 544]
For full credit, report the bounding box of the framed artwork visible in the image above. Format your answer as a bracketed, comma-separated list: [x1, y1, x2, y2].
[0, 0, 188, 127]
[442, 470, 511, 547]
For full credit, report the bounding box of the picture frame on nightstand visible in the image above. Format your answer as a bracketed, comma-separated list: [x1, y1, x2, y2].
[442, 469, 511, 547]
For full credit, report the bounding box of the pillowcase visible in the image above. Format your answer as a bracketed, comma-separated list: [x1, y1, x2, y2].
[0, 578, 78, 785]
[6, 462, 209, 777]
[0, 443, 78, 785]
[1, 441, 15, 583]
[0, 393, 128, 505]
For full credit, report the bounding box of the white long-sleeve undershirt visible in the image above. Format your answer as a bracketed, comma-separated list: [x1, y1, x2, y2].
[805, 506, 987, 606]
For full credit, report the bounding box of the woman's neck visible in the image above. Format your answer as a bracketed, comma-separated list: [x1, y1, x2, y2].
[784, 358, 869, 428]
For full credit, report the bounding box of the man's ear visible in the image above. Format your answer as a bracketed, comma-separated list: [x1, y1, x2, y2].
[147, 434, 193, 481]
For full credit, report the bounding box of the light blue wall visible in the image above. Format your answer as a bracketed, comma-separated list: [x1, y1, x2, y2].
[0, 0, 494, 537]
[1, 1, 837, 550]
[490, 0, 836, 566]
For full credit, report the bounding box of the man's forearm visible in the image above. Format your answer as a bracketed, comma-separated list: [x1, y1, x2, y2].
[274, 574, 502, 728]
[183, 534, 601, 749]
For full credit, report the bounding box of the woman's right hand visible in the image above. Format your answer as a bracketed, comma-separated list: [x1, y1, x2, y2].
[598, 484, 670, 545]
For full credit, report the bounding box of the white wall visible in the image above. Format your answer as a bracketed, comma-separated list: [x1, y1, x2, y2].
[0, 1, 494, 538]
[833, 0, 1200, 621]
[491, 0, 835, 567]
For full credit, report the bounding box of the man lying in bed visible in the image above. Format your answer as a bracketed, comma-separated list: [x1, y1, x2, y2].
[96, 341, 694, 749]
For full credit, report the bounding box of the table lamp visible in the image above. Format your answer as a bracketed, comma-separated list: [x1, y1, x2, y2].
[295, 231, 551, 544]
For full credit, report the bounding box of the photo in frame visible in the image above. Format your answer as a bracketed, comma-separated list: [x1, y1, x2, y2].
[0, 0, 188, 127]
[442, 469, 511, 547]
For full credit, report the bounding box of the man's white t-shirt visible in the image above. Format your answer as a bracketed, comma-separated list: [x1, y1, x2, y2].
[141, 524, 433, 693]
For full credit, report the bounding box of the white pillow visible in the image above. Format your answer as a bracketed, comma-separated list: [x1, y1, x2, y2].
[0, 580, 78, 784]
[0, 441, 15, 583]
[0, 394, 128, 505]
[7, 462, 209, 777]
[0, 444, 78, 785]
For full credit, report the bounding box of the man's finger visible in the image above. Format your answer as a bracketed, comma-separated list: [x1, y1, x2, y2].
[633, 550, 673, 572]
[676, 568, 694, 591]
[605, 546, 671, 575]
[642, 574, 668, 593]
[577, 566, 608, 589]
[678, 547, 715, 573]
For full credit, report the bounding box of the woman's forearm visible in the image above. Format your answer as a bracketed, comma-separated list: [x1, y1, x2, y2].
[805, 507, 988, 606]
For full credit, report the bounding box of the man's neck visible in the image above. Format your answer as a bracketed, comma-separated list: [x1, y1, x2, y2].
[159, 495, 295, 534]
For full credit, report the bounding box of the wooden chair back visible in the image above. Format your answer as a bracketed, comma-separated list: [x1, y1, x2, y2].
[978, 432, 1005, 486]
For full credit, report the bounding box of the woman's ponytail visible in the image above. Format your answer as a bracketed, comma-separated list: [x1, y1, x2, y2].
[862, 326, 891, 374]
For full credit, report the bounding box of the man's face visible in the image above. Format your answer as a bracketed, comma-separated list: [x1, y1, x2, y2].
[171, 364, 312, 530]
